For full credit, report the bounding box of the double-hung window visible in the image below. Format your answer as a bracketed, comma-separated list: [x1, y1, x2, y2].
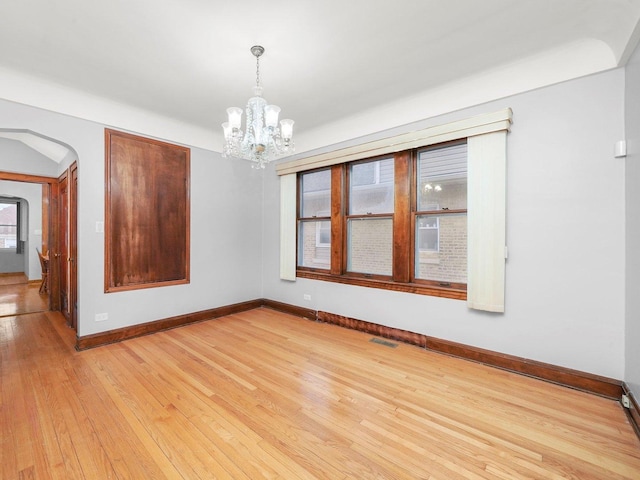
[298, 169, 331, 269]
[0, 201, 18, 251]
[347, 157, 395, 276]
[415, 143, 467, 286]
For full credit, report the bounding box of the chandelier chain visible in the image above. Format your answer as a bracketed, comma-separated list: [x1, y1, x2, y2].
[256, 55, 260, 87]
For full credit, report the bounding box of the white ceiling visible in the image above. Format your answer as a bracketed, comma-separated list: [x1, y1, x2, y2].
[0, 0, 639, 156]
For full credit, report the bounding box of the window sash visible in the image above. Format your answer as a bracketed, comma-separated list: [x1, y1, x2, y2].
[346, 217, 394, 277]
[297, 220, 331, 269]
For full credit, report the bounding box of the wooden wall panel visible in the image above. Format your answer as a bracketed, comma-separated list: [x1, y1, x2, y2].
[105, 130, 190, 292]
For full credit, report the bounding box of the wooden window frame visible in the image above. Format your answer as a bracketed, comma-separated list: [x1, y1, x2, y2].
[296, 145, 467, 300]
[104, 129, 190, 293]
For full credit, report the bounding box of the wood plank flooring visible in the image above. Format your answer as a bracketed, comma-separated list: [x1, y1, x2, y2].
[0, 273, 29, 286]
[2, 307, 639, 479]
[0, 276, 48, 317]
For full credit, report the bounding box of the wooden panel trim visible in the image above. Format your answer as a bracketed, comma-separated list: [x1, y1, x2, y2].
[623, 383, 640, 441]
[0, 171, 57, 184]
[261, 299, 316, 320]
[393, 152, 411, 283]
[330, 165, 344, 275]
[315, 309, 623, 399]
[318, 310, 425, 346]
[76, 299, 262, 350]
[104, 129, 190, 293]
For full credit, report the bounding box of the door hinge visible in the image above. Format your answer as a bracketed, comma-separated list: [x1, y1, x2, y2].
[621, 394, 631, 409]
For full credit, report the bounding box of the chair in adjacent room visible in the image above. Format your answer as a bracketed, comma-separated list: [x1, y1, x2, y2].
[36, 248, 49, 294]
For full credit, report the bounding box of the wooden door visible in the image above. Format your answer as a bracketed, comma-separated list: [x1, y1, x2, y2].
[69, 163, 78, 330]
[58, 172, 70, 323]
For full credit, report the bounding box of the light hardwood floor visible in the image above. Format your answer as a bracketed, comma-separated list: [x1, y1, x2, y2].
[2, 307, 639, 479]
[0, 273, 48, 317]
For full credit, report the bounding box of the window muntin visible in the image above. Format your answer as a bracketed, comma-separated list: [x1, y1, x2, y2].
[0, 202, 18, 250]
[298, 168, 331, 270]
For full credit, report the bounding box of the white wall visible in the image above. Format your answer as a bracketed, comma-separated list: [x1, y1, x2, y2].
[625, 43, 640, 398]
[0, 181, 43, 279]
[263, 68, 627, 379]
[0, 98, 264, 337]
[0, 137, 60, 177]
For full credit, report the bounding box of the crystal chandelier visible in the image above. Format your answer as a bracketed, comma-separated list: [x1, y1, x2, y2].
[222, 45, 295, 169]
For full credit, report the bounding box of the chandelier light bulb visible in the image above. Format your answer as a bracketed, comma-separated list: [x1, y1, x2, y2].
[280, 119, 294, 140]
[226, 107, 242, 130]
[264, 105, 281, 128]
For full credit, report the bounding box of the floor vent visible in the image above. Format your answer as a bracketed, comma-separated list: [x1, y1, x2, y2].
[370, 338, 398, 348]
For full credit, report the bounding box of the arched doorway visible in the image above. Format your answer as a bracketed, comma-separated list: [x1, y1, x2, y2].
[0, 130, 78, 329]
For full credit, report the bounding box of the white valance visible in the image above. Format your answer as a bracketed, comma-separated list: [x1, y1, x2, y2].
[276, 108, 512, 175]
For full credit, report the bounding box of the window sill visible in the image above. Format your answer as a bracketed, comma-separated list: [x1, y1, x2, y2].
[296, 270, 467, 300]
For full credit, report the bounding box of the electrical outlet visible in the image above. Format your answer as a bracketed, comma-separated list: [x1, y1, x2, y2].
[303, 294, 311, 301]
[95, 312, 108, 322]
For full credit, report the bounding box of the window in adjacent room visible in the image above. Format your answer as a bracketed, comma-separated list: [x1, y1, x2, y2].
[0, 201, 18, 250]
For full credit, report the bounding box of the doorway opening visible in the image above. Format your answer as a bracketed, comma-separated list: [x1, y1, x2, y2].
[0, 130, 79, 329]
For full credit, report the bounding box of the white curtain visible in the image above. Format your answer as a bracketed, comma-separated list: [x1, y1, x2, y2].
[279, 173, 297, 281]
[467, 131, 507, 312]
